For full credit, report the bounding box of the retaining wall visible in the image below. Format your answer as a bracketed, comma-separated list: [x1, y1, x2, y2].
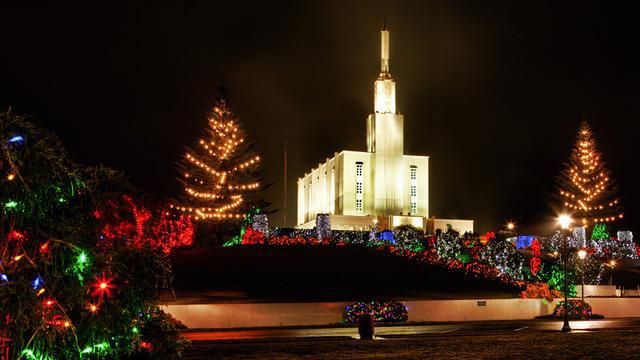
[161, 297, 640, 329]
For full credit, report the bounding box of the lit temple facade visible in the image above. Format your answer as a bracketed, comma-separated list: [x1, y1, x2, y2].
[297, 26, 473, 234]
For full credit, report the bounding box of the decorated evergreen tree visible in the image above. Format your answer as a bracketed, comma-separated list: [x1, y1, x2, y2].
[0, 111, 191, 359]
[171, 98, 264, 222]
[556, 121, 623, 227]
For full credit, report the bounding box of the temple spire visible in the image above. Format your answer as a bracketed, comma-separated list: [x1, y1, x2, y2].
[380, 22, 390, 75]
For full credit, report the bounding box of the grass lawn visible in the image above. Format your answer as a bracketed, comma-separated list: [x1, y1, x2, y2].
[184, 331, 640, 359]
[168, 246, 517, 303]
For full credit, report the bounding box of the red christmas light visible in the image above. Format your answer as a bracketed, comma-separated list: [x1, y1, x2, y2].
[530, 239, 542, 276]
[96, 195, 194, 252]
[39, 241, 50, 254]
[241, 226, 264, 245]
[139, 341, 153, 351]
[91, 274, 115, 301]
[42, 298, 55, 308]
[7, 230, 25, 242]
[152, 213, 195, 252]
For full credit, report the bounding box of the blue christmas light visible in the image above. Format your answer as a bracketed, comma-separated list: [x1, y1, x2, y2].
[8, 135, 24, 144]
[0, 273, 8, 283]
[32, 275, 43, 290]
[378, 230, 395, 244]
[516, 235, 535, 250]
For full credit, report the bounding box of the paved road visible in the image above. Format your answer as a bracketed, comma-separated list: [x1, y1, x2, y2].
[182, 318, 640, 341]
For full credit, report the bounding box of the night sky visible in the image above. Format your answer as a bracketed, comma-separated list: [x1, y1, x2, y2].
[1, 1, 639, 233]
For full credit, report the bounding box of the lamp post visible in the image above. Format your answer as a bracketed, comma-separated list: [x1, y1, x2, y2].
[608, 259, 616, 286]
[558, 214, 572, 333]
[577, 249, 587, 302]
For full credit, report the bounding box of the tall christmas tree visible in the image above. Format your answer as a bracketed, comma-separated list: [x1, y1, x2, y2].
[171, 97, 264, 221]
[556, 121, 623, 227]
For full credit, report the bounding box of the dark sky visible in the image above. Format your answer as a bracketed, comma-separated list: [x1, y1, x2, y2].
[1, 1, 639, 233]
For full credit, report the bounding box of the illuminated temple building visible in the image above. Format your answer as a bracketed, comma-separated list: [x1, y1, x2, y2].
[297, 25, 474, 233]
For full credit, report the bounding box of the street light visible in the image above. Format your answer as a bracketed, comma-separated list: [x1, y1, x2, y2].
[507, 222, 516, 231]
[558, 214, 572, 230]
[557, 214, 573, 333]
[578, 249, 587, 302]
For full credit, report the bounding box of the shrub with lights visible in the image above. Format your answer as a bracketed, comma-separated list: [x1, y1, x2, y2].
[478, 236, 526, 281]
[0, 112, 191, 359]
[552, 300, 594, 320]
[436, 229, 463, 260]
[225, 212, 637, 299]
[534, 263, 577, 298]
[520, 282, 562, 302]
[229, 224, 529, 291]
[393, 225, 425, 252]
[345, 300, 408, 323]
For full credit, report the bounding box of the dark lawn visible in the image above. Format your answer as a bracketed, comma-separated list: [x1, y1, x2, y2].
[167, 246, 517, 304]
[184, 331, 640, 359]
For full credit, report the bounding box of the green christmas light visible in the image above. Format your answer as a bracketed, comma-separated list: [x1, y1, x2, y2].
[4, 200, 18, 209]
[93, 342, 109, 352]
[20, 349, 53, 360]
[80, 341, 111, 356]
[457, 253, 471, 264]
[78, 251, 88, 265]
[132, 326, 140, 334]
[72, 250, 90, 282]
[591, 223, 610, 240]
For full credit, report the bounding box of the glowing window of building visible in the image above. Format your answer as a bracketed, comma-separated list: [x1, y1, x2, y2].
[355, 162, 364, 213]
[410, 166, 417, 214]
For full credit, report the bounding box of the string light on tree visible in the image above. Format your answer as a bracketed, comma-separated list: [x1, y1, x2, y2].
[91, 274, 115, 301]
[556, 121, 623, 227]
[0, 111, 191, 359]
[88, 303, 99, 313]
[172, 98, 264, 221]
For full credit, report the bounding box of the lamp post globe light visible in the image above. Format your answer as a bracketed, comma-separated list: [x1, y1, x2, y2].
[578, 249, 587, 302]
[558, 214, 573, 332]
[608, 259, 617, 285]
[558, 214, 572, 230]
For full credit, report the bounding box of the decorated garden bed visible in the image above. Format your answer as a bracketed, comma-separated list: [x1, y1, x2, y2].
[536, 300, 604, 320]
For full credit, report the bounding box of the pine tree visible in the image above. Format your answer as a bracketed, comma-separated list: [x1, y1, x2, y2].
[172, 98, 264, 221]
[556, 121, 623, 227]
